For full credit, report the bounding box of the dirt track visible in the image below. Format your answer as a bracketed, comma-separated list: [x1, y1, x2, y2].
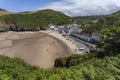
[0, 32, 72, 68]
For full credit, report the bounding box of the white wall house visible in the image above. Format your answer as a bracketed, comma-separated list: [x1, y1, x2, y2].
[49, 25, 59, 31]
[50, 25, 55, 29]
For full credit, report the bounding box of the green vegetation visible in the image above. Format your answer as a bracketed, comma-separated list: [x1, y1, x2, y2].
[74, 16, 104, 28]
[0, 53, 120, 80]
[0, 9, 73, 30]
[83, 11, 120, 33]
[97, 27, 120, 57]
[55, 53, 97, 67]
[0, 28, 120, 80]
[74, 16, 104, 20]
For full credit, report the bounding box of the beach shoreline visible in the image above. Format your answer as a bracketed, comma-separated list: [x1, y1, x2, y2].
[0, 31, 82, 69]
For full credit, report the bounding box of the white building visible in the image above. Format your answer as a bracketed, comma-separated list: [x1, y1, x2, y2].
[49, 25, 55, 29]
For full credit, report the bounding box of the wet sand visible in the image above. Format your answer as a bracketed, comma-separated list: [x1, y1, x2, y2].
[0, 31, 74, 68]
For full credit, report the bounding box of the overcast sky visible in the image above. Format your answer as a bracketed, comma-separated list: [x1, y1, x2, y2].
[0, 0, 120, 16]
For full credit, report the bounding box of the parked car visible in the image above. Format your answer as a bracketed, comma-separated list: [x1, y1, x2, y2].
[79, 47, 85, 50]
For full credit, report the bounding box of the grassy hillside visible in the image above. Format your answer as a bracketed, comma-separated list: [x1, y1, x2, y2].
[83, 11, 120, 33]
[73, 16, 104, 26]
[0, 9, 73, 31]
[0, 53, 120, 80]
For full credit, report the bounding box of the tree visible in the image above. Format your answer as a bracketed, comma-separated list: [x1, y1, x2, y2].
[97, 27, 120, 56]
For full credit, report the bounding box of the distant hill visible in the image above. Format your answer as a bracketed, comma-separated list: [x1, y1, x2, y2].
[0, 9, 73, 31]
[18, 11, 34, 14]
[0, 8, 12, 16]
[83, 11, 120, 33]
[73, 15, 105, 20]
[0, 8, 7, 11]
[73, 15, 105, 28]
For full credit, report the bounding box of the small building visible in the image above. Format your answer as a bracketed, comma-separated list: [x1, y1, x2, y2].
[49, 25, 59, 31]
[49, 25, 55, 29]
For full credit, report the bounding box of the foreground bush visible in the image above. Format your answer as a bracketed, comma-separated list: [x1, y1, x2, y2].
[0, 53, 120, 80]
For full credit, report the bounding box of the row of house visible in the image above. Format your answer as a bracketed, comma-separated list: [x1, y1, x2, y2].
[70, 32, 102, 44]
[49, 24, 102, 44]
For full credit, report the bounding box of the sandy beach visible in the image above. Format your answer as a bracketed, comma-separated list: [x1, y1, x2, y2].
[0, 31, 81, 69]
[41, 30, 82, 53]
